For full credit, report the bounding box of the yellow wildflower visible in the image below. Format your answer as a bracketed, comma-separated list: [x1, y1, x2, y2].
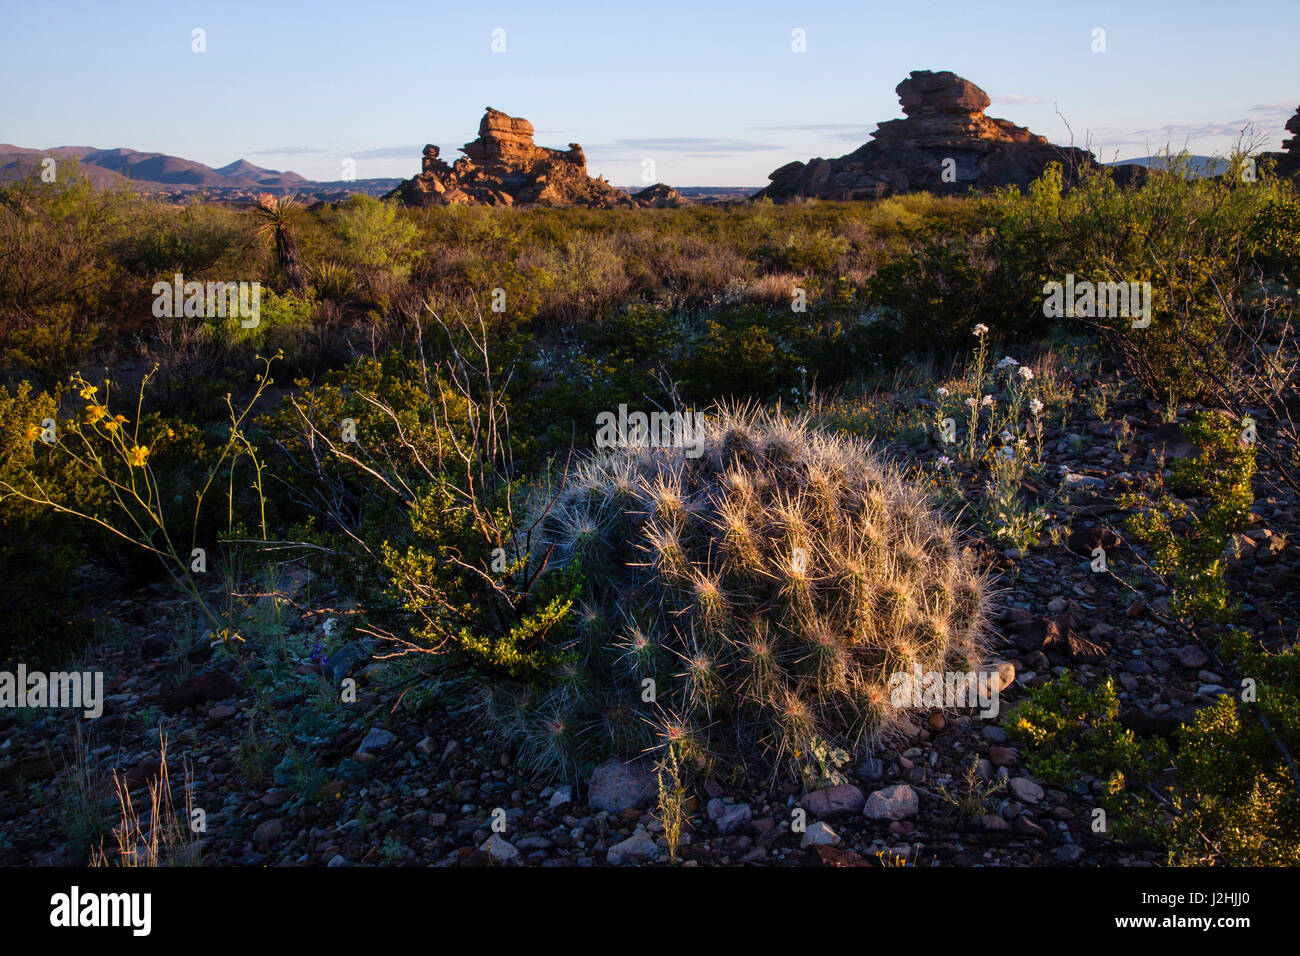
[24, 424, 41, 442]
[78, 384, 97, 400]
[128, 445, 150, 467]
[86, 404, 107, 423]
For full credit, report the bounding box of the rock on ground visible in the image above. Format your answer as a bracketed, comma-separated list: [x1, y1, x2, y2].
[864, 784, 919, 820]
[587, 758, 657, 813]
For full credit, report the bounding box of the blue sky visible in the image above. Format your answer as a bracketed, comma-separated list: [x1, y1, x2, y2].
[2, 0, 1297, 186]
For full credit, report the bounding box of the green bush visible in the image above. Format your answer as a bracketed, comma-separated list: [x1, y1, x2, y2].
[1123, 410, 1256, 622]
[1006, 630, 1300, 866]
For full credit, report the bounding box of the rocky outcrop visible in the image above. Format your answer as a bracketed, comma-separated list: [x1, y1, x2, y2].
[755, 70, 1132, 201]
[632, 182, 692, 208]
[1258, 105, 1300, 181]
[388, 107, 635, 208]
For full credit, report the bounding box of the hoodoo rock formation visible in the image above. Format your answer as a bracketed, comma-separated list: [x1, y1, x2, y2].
[755, 70, 1129, 201]
[1260, 105, 1300, 181]
[388, 108, 636, 208]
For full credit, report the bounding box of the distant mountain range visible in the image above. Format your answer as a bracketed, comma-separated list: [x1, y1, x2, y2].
[0, 144, 401, 200]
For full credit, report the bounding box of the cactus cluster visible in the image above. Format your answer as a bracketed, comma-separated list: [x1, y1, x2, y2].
[486, 404, 992, 782]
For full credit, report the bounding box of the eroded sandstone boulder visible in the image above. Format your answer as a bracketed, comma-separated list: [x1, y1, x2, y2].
[388, 107, 636, 208]
[755, 70, 1136, 201]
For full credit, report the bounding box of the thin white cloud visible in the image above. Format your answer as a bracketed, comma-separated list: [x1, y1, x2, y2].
[247, 146, 332, 156]
[589, 137, 788, 157]
[990, 94, 1047, 106]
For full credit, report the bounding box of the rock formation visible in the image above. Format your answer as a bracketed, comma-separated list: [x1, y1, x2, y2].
[632, 182, 692, 208]
[388, 108, 635, 208]
[755, 70, 1133, 201]
[1258, 105, 1300, 181]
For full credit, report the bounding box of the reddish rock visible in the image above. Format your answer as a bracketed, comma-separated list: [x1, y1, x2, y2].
[389, 107, 636, 209]
[802, 844, 870, 867]
[800, 783, 866, 818]
[756, 70, 1144, 201]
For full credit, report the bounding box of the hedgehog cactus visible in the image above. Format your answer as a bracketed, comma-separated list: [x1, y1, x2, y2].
[493, 404, 992, 781]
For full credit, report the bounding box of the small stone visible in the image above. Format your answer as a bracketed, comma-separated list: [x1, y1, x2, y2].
[208, 704, 236, 720]
[1009, 777, 1044, 803]
[864, 784, 919, 820]
[357, 727, 396, 754]
[799, 821, 842, 848]
[1013, 814, 1047, 838]
[549, 785, 573, 808]
[800, 784, 866, 818]
[1055, 844, 1085, 862]
[988, 746, 1018, 767]
[707, 799, 752, 835]
[588, 758, 657, 813]
[1178, 646, 1209, 669]
[606, 831, 662, 865]
[480, 833, 519, 864]
[253, 818, 284, 843]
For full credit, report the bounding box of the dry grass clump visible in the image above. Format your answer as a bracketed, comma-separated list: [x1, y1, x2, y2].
[495, 403, 992, 781]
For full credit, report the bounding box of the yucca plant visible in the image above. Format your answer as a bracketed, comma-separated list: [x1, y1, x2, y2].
[252, 192, 305, 292]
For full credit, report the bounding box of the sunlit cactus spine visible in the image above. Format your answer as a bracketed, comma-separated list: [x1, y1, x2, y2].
[488, 403, 992, 782]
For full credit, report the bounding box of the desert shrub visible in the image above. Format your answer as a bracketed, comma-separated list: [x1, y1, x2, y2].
[1003, 674, 1171, 835]
[485, 404, 992, 781]
[327, 194, 419, 294]
[1123, 410, 1256, 622]
[0, 168, 130, 383]
[679, 316, 793, 402]
[868, 232, 1032, 355]
[986, 156, 1299, 400]
[0, 372, 223, 662]
[1007, 631, 1300, 866]
[112, 201, 249, 278]
[523, 234, 634, 325]
[307, 259, 356, 302]
[259, 345, 501, 606]
[1245, 197, 1300, 279]
[0, 382, 95, 664]
[757, 229, 851, 276]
